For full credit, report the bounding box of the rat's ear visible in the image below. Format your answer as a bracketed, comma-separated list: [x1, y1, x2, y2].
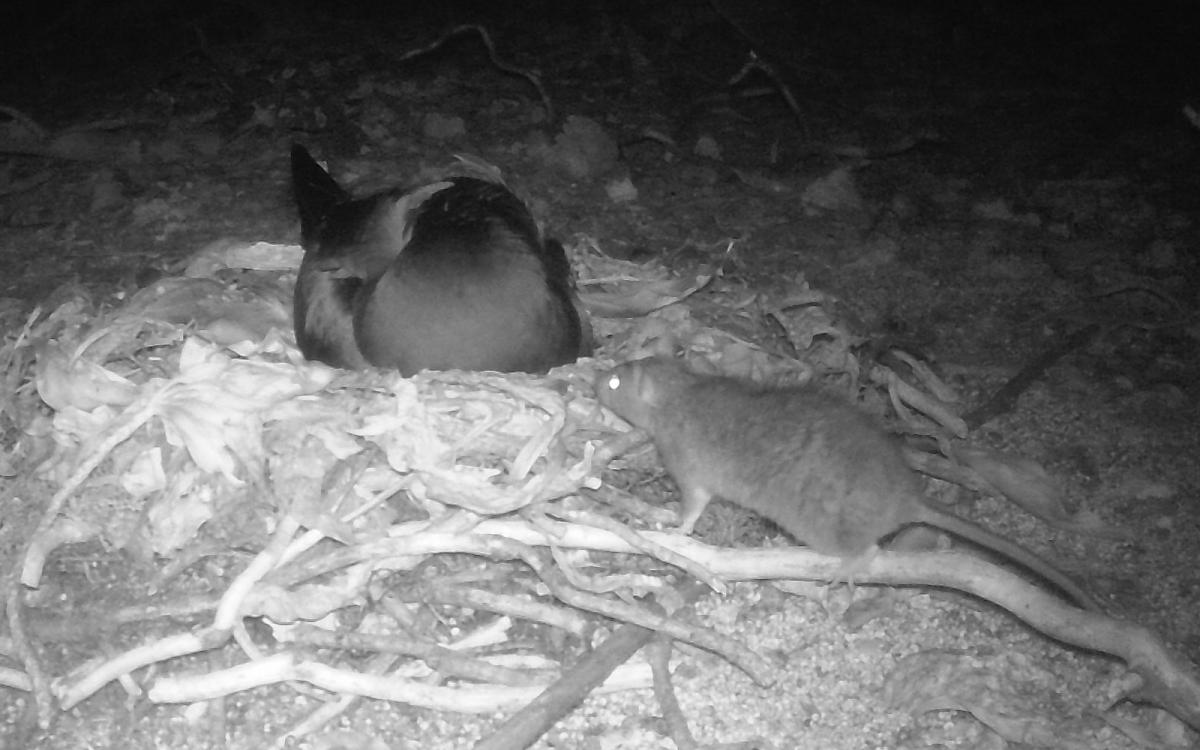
[632, 360, 664, 404]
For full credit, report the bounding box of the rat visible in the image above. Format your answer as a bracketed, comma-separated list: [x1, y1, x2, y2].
[596, 357, 1100, 611]
[291, 144, 592, 375]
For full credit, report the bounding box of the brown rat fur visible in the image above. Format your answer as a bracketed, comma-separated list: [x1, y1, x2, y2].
[597, 357, 1099, 611]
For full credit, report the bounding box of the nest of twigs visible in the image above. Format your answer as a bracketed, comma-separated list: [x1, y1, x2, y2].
[3, 237, 1200, 745]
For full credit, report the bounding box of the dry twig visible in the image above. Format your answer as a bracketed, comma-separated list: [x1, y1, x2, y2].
[475, 580, 708, 750]
[965, 324, 1099, 430]
[648, 636, 699, 750]
[396, 25, 555, 122]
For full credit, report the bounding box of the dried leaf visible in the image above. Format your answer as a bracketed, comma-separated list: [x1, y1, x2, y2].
[957, 447, 1131, 539]
[35, 340, 138, 412]
[885, 651, 1094, 749]
[143, 471, 216, 555]
[182, 239, 305, 276]
[579, 271, 712, 317]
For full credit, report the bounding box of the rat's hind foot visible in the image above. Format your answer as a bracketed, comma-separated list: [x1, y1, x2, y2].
[826, 545, 880, 599]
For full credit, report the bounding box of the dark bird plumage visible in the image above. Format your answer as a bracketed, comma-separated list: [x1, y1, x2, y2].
[290, 145, 592, 374]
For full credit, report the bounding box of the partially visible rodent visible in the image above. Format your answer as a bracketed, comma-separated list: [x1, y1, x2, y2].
[596, 357, 1099, 611]
[291, 144, 592, 375]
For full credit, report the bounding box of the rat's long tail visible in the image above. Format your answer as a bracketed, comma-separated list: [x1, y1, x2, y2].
[916, 507, 1101, 612]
